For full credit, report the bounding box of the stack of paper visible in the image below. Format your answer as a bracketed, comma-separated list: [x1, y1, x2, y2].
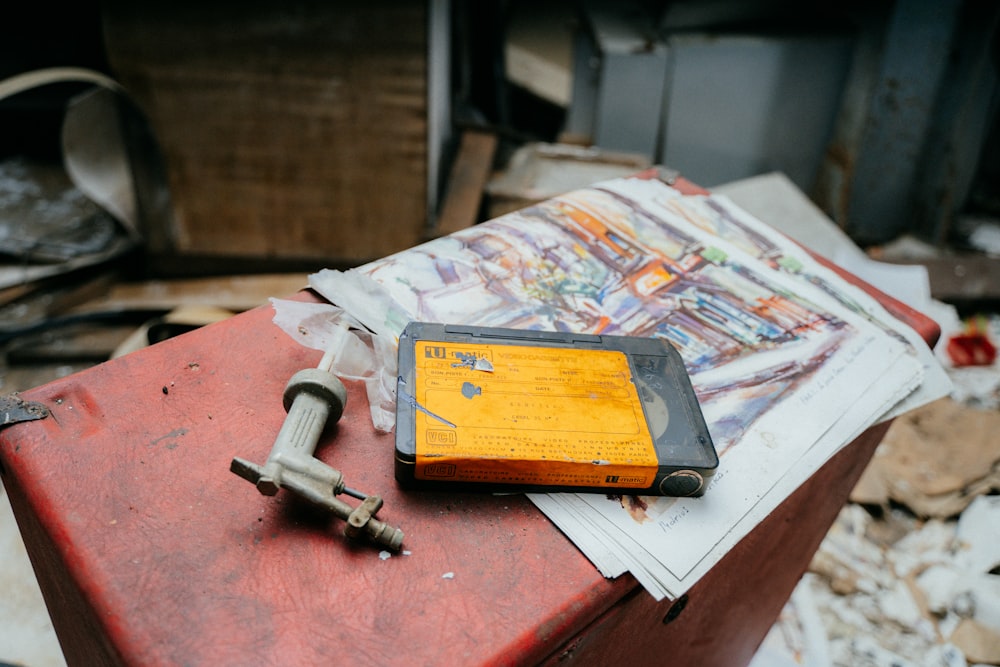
[284, 174, 949, 601]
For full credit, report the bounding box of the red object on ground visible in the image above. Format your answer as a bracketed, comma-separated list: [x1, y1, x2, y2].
[1, 177, 942, 667]
[947, 329, 997, 367]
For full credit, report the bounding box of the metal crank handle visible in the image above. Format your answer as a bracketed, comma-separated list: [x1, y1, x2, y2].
[230, 364, 404, 551]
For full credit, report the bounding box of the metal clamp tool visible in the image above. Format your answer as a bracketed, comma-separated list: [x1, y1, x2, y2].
[231, 333, 404, 550]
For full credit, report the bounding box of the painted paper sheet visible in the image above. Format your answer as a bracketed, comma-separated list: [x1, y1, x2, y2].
[305, 175, 927, 599]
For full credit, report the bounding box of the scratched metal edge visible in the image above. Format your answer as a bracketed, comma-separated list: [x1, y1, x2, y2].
[0, 394, 50, 427]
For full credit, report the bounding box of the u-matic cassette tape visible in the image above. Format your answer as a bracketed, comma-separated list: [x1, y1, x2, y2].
[395, 323, 718, 497]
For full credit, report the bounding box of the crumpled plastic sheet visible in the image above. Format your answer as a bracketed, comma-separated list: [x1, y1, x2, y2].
[269, 297, 399, 433]
[309, 268, 416, 341]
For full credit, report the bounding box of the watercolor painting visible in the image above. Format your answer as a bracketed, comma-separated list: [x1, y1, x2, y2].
[361, 180, 859, 456]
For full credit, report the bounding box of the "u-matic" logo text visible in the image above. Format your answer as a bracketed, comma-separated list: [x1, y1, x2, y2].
[606, 475, 646, 484]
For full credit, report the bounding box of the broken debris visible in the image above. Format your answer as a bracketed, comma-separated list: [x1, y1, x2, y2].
[752, 496, 1000, 667]
[850, 398, 1000, 519]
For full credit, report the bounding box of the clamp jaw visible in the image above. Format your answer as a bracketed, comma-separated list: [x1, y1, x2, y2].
[231, 367, 404, 551]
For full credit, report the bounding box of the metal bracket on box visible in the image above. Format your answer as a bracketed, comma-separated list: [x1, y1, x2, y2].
[1, 394, 50, 428]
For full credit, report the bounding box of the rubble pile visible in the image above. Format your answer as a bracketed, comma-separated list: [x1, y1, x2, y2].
[752, 325, 1000, 667]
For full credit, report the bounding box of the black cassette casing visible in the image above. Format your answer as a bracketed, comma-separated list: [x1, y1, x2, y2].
[395, 323, 718, 496]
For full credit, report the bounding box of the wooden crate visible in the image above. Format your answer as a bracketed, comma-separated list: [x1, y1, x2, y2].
[103, 1, 429, 266]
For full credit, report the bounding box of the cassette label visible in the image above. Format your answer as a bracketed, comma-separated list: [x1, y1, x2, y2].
[411, 341, 658, 487]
